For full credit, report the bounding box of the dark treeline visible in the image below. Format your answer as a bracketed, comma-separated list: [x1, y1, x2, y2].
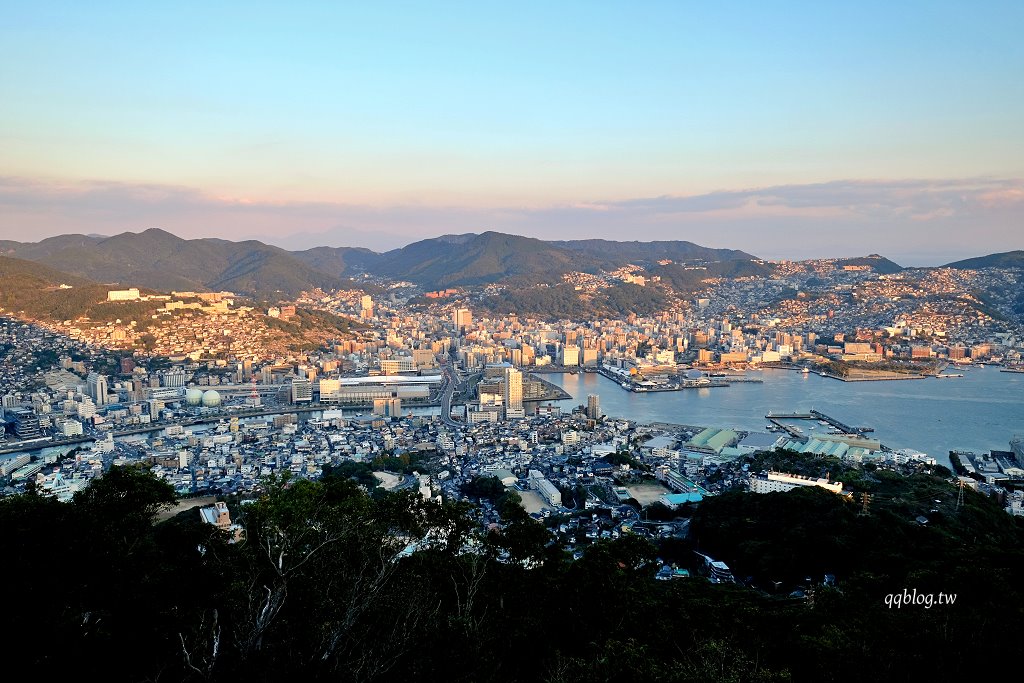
[2, 464, 1022, 682]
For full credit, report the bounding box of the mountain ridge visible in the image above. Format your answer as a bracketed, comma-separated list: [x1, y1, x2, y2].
[551, 238, 756, 264]
[945, 250, 1024, 270]
[0, 228, 350, 301]
[5, 227, 967, 299]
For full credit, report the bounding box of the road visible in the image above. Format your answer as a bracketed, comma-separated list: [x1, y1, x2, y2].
[0, 434, 94, 456]
[439, 362, 462, 428]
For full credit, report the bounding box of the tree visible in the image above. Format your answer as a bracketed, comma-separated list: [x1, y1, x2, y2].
[227, 476, 477, 678]
[461, 475, 507, 500]
[73, 464, 177, 542]
[496, 489, 527, 522]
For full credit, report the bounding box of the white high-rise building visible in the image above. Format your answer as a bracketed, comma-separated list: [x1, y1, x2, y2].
[503, 366, 523, 414]
[86, 372, 108, 407]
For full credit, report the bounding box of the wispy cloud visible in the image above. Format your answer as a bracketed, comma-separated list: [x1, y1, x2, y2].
[574, 178, 1024, 216]
[0, 176, 1021, 265]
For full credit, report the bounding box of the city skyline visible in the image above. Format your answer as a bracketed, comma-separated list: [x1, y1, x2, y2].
[3, 1, 1023, 264]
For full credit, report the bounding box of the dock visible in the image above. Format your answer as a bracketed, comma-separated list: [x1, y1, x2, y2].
[765, 418, 806, 438]
[764, 410, 874, 435]
[810, 409, 874, 434]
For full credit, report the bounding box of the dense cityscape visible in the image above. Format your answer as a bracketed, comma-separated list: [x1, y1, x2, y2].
[3, 240, 1023, 680]
[3, 245, 1023, 517]
[4, 2, 1024, 680]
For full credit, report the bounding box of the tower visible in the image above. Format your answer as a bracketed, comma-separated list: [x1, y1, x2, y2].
[587, 394, 600, 420]
[859, 492, 872, 516]
[248, 375, 261, 407]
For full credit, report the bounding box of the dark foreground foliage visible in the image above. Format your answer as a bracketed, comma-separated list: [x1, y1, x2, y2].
[2, 464, 1021, 682]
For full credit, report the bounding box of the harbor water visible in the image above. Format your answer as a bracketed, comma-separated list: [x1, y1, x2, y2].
[547, 367, 1024, 467]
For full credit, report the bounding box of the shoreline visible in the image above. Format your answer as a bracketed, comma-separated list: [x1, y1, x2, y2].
[548, 366, 1024, 471]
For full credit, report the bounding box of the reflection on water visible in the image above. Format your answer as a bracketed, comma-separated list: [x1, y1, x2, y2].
[547, 369, 1024, 466]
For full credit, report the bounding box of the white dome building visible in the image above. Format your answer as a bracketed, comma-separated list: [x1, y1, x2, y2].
[185, 388, 204, 406]
[201, 390, 222, 408]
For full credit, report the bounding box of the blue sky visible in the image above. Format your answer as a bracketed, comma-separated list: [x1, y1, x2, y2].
[2, 1, 1022, 263]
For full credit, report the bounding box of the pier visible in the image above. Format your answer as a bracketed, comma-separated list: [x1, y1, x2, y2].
[765, 418, 806, 438]
[764, 410, 874, 435]
[811, 409, 874, 434]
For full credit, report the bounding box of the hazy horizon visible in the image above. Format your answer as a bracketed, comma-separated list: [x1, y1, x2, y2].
[2, 2, 1022, 266]
[1, 220, 1015, 269]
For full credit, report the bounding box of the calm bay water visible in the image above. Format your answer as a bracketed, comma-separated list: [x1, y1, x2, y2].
[546, 368, 1024, 464]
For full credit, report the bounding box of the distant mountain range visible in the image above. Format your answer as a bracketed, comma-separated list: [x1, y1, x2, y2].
[2, 228, 1012, 303]
[0, 230, 346, 300]
[0, 229, 763, 299]
[550, 238, 755, 264]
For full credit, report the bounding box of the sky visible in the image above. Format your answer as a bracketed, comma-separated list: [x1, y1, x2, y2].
[1, 1, 1022, 264]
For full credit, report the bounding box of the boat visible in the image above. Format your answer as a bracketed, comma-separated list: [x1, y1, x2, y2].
[801, 367, 810, 374]
[935, 373, 964, 378]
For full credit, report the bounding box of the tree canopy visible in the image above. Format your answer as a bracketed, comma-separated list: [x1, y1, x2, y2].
[2, 463, 1022, 682]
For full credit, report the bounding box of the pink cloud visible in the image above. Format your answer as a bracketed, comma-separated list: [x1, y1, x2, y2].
[0, 175, 1021, 264]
